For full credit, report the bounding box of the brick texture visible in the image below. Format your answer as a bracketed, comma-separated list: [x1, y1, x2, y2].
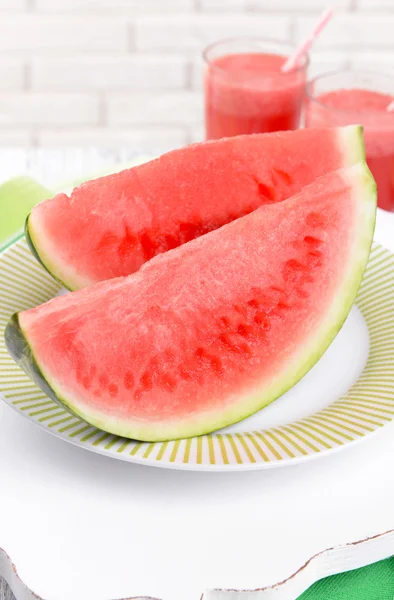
[0, 59, 25, 90]
[107, 92, 202, 125]
[31, 56, 188, 90]
[349, 52, 394, 73]
[38, 127, 187, 152]
[0, 0, 26, 9]
[0, 0, 391, 148]
[135, 15, 290, 50]
[35, 0, 194, 12]
[295, 14, 394, 48]
[357, 0, 394, 7]
[0, 16, 128, 52]
[0, 93, 99, 126]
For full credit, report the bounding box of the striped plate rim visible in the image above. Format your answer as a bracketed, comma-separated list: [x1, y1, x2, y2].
[1, 238, 393, 470]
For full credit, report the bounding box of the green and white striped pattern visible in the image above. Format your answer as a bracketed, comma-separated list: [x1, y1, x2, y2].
[1, 238, 393, 470]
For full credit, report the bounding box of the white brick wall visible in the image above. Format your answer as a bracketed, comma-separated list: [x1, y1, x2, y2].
[37, 127, 188, 152]
[108, 91, 202, 125]
[295, 14, 394, 48]
[35, 0, 194, 12]
[349, 52, 394, 73]
[0, 93, 99, 126]
[0, 59, 25, 90]
[251, 0, 352, 10]
[0, 0, 27, 9]
[135, 15, 290, 50]
[31, 56, 188, 90]
[0, 0, 392, 149]
[358, 0, 394, 8]
[0, 16, 129, 53]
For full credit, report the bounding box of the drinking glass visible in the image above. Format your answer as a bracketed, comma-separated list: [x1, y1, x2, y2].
[203, 38, 309, 140]
[305, 70, 394, 212]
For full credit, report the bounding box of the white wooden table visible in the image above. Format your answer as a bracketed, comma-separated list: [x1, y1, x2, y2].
[0, 579, 12, 599]
[0, 150, 393, 600]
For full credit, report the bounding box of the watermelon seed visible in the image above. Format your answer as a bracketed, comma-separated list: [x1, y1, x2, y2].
[139, 230, 158, 261]
[118, 225, 137, 260]
[233, 304, 247, 317]
[306, 250, 323, 268]
[272, 167, 291, 186]
[195, 347, 206, 359]
[195, 347, 224, 376]
[277, 301, 291, 311]
[164, 233, 178, 250]
[237, 342, 252, 357]
[108, 383, 118, 397]
[284, 259, 308, 273]
[270, 285, 285, 294]
[247, 299, 259, 309]
[179, 221, 199, 243]
[256, 180, 276, 202]
[254, 312, 271, 330]
[237, 323, 253, 338]
[219, 333, 233, 349]
[140, 372, 153, 392]
[124, 371, 135, 390]
[219, 316, 231, 327]
[303, 235, 323, 248]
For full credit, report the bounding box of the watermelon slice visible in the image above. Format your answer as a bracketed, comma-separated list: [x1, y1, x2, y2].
[6, 163, 376, 442]
[26, 126, 364, 291]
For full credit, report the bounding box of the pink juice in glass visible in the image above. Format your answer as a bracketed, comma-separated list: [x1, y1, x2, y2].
[306, 73, 394, 212]
[204, 41, 308, 139]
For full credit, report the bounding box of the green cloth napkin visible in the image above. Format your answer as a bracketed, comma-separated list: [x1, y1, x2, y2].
[0, 159, 141, 252]
[299, 556, 394, 599]
[0, 176, 52, 252]
[1, 173, 394, 599]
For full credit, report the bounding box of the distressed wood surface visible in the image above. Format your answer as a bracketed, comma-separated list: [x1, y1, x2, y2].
[0, 579, 14, 600]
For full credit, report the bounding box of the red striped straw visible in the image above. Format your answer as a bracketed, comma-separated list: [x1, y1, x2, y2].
[281, 7, 333, 73]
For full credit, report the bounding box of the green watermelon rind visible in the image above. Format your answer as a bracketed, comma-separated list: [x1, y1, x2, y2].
[25, 215, 71, 291]
[6, 161, 376, 442]
[25, 126, 366, 292]
[25, 215, 76, 291]
[5, 313, 81, 420]
[340, 124, 365, 164]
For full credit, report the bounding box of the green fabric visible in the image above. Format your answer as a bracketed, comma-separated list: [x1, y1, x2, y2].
[0, 160, 142, 253]
[0, 172, 393, 600]
[0, 176, 52, 252]
[299, 556, 394, 599]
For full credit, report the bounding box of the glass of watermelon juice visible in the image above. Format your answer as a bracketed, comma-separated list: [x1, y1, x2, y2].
[203, 38, 309, 139]
[305, 70, 394, 212]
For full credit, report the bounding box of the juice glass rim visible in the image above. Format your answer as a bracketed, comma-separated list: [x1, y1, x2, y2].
[203, 37, 309, 77]
[306, 68, 394, 117]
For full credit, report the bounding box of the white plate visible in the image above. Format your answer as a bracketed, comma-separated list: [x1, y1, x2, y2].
[1, 238, 394, 471]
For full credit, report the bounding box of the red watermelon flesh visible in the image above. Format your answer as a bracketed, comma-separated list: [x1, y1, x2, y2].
[7, 163, 376, 441]
[27, 126, 364, 290]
